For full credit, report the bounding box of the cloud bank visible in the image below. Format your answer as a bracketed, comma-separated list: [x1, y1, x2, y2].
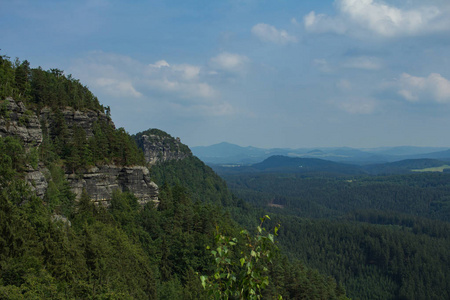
[398, 73, 450, 103]
[70, 52, 237, 116]
[304, 0, 450, 38]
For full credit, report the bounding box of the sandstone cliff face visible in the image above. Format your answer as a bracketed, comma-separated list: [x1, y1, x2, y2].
[135, 129, 192, 165]
[0, 98, 48, 197]
[40, 106, 113, 139]
[1, 98, 158, 205]
[0, 98, 43, 147]
[67, 165, 158, 206]
[25, 166, 49, 199]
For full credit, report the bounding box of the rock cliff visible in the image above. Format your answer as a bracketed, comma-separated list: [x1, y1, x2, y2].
[25, 166, 49, 198]
[0, 97, 42, 147]
[67, 165, 158, 206]
[40, 105, 113, 139]
[0, 98, 158, 205]
[134, 128, 192, 165]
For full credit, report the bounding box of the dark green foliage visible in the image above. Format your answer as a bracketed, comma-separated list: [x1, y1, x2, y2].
[151, 156, 236, 206]
[29, 67, 102, 111]
[0, 55, 17, 100]
[1, 53, 350, 298]
[39, 116, 145, 171]
[0, 137, 27, 176]
[1, 54, 102, 111]
[1, 54, 145, 172]
[44, 163, 76, 216]
[223, 171, 450, 299]
[224, 172, 450, 221]
[274, 216, 450, 300]
[0, 143, 350, 299]
[87, 121, 145, 167]
[200, 216, 281, 299]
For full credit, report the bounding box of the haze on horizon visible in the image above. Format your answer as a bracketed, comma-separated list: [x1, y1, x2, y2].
[2, 0, 450, 149]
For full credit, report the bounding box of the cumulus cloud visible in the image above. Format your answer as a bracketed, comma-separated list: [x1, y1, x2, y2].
[95, 78, 142, 98]
[69, 52, 235, 116]
[398, 73, 450, 103]
[149, 60, 170, 68]
[70, 53, 142, 98]
[146, 78, 216, 99]
[209, 52, 249, 73]
[304, 11, 347, 34]
[251, 23, 297, 44]
[304, 0, 450, 38]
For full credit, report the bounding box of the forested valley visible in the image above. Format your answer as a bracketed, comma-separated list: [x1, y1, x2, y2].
[220, 170, 450, 299]
[0, 54, 350, 299]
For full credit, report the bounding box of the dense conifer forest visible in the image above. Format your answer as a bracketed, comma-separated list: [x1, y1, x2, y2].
[220, 170, 450, 299]
[1, 54, 349, 298]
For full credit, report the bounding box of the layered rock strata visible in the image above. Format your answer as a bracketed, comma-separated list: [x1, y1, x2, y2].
[135, 131, 192, 165]
[0, 97, 43, 147]
[1, 98, 159, 205]
[67, 165, 158, 206]
[40, 106, 113, 139]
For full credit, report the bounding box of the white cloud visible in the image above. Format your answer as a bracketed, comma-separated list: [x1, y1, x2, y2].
[147, 78, 216, 99]
[95, 78, 142, 98]
[304, 0, 450, 38]
[172, 64, 201, 80]
[69, 52, 234, 116]
[304, 11, 347, 34]
[251, 23, 297, 44]
[70, 53, 142, 99]
[342, 56, 383, 70]
[149, 60, 170, 68]
[209, 52, 249, 73]
[398, 73, 450, 103]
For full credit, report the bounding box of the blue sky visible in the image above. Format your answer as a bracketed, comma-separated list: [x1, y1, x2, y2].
[2, 0, 450, 148]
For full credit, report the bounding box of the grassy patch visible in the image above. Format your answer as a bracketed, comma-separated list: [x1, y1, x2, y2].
[412, 165, 450, 172]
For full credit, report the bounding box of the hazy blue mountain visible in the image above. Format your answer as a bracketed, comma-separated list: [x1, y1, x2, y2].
[192, 142, 450, 166]
[191, 142, 290, 164]
[365, 146, 449, 156]
[407, 149, 450, 160]
[213, 155, 366, 175]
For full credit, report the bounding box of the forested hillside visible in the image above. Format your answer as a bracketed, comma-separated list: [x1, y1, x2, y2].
[1, 54, 349, 299]
[221, 170, 450, 299]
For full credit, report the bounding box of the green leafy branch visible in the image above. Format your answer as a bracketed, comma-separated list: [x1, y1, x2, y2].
[200, 215, 282, 299]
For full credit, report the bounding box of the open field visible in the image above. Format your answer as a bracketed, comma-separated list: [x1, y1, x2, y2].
[412, 165, 450, 172]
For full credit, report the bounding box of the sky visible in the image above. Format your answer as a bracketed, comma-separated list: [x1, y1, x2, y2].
[2, 0, 450, 149]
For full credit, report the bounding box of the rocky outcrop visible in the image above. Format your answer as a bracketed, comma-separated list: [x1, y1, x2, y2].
[0, 97, 42, 147]
[67, 165, 158, 206]
[0, 98, 48, 198]
[25, 166, 49, 199]
[135, 129, 192, 165]
[40, 106, 113, 139]
[1, 98, 159, 206]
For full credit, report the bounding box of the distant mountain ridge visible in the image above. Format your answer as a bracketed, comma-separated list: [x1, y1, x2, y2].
[212, 155, 450, 176]
[192, 142, 450, 166]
